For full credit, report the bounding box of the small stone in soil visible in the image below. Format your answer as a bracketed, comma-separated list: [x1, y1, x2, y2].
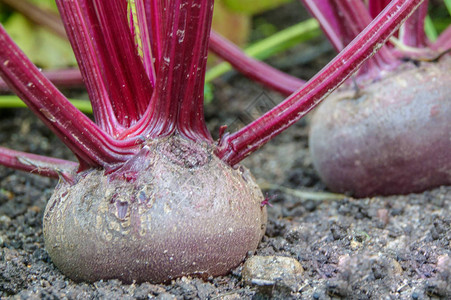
[425, 280, 450, 298]
[242, 255, 304, 284]
[242, 255, 304, 297]
[157, 292, 178, 300]
[436, 254, 451, 280]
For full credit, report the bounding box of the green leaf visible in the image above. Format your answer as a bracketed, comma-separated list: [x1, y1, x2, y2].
[28, 0, 58, 11]
[221, 0, 293, 15]
[445, 0, 451, 16]
[259, 182, 345, 201]
[0, 95, 93, 114]
[424, 15, 438, 41]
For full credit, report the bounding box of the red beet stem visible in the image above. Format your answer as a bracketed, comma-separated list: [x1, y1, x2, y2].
[0, 24, 139, 169]
[334, 0, 398, 79]
[368, 0, 393, 18]
[301, 0, 396, 78]
[55, 0, 123, 136]
[209, 30, 305, 96]
[0, 146, 77, 179]
[129, 0, 157, 87]
[143, 0, 167, 76]
[173, 0, 213, 142]
[118, 0, 213, 142]
[399, 0, 429, 47]
[216, 0, 425, 166]
[299, 0, 348, 51]
[57, 0, 153, 129]
[0, 68, 84, 93]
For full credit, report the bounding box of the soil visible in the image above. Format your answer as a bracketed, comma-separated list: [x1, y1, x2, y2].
[1, 2, 450, 300]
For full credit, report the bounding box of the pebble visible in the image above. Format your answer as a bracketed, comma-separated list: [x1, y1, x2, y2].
[156, 292, 177, 300]
[242, 255, 303, 284]
[0, 215, 11, 224]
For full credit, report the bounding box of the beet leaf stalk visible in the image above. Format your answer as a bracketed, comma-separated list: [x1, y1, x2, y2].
[0, 0, 423, 283]
[0, 68, 84, 93]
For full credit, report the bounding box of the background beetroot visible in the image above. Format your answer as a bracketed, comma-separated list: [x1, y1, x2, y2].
[309, 57, 451, 197]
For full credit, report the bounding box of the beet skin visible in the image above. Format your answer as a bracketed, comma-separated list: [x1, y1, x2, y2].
[43, 136, 267, 283]
[309, 58, 451, 197]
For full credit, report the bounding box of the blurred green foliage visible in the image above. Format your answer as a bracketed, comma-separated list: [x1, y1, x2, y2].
[0, 0, 76, 68]
[222, 0, 293, 15]
[213, 0, 251, 47]
[433, 0, 451, 32]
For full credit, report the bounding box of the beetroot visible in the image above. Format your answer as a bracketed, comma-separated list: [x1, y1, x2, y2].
[216, 0, 451, 197]
[305, 0, 451, 197]
[44, 136, 266, 283]
[310, 58, 451, 197]
[0, 0, 424, 283]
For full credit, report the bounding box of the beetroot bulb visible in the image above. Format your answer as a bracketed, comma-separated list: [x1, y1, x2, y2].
[306, 0, 451, 197]
[0, 0, 424, 283]
[211, 0, 451, 197]
[309, 57, 451, 197]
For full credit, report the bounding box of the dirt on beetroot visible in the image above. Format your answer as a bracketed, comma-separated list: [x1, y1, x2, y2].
[1, 2, 450, 299]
